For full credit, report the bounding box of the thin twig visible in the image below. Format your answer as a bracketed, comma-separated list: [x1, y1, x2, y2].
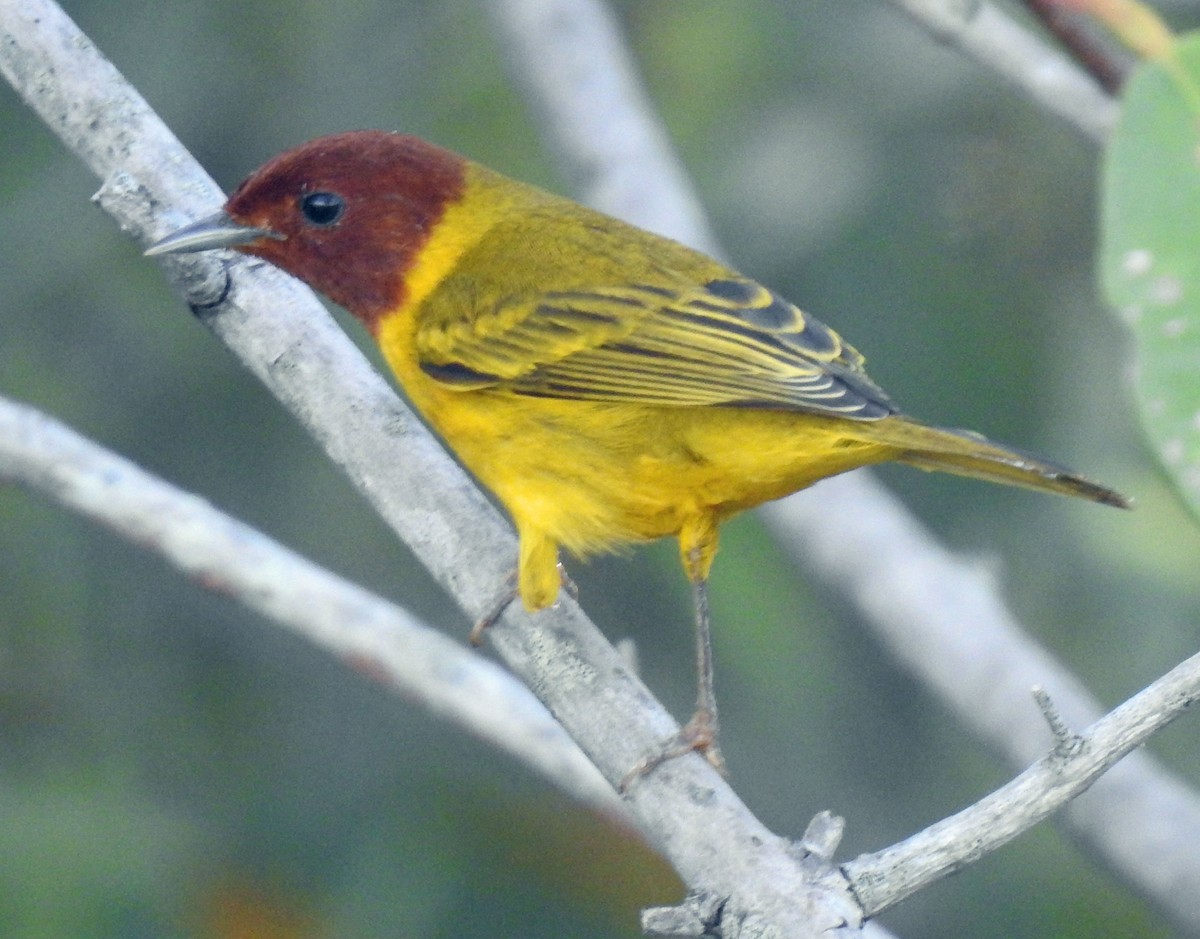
[1032, 685, 1084, 756]
[1021, 0, 1131, 92]
[844, 647, 1200, 915]
[765, 393, 1200, 932]
[881, 0, 1118, 140]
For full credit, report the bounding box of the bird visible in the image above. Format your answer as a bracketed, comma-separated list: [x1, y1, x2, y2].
[147, 130, 1127, 778]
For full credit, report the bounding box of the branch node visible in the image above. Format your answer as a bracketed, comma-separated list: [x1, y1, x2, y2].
[615, 636, 640, 675]
[1032, 684, 1083, 756]
[641, 890, 725, 937]
[92, 169, 148, 235]
[796, 810, 846, 862]
[166, 257, 235, 314]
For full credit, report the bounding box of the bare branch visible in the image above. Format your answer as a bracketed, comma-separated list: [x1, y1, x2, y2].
[766, 476, 1200, 930]
[880, 0, 1119, 140]
[844, 646, 1200, 915]
[0, 394, 619, 815]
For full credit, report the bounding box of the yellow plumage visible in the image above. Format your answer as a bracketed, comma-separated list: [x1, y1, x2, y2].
[374, 160, 1120, 610]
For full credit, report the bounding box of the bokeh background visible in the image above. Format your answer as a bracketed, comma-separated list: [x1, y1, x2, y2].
[3, 0, 1200, 936]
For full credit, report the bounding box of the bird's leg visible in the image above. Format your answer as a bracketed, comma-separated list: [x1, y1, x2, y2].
[470, 529, 574, 645]
[622, 519, 726, 788]
[681, 572, 725, 770]
[675, 517, 726, 772]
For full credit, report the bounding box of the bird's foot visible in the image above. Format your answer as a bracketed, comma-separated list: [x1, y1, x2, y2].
[469, 571, 519, 646]
[469, 563, 578, 646]
[620, 707, 726, 792]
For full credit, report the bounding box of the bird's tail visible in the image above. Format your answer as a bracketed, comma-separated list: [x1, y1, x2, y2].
[867, 418, 1130, 509]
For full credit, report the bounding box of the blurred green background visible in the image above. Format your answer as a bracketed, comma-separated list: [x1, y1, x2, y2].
[2, 0, 1199, 936]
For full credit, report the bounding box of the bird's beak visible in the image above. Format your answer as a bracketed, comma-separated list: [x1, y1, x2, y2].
[144, 210, 282, 256]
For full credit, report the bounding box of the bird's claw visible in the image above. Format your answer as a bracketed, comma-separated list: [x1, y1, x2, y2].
[469, 571, 519, 646]
[469, 562, 577, 646]
[619, 707, 726, 792]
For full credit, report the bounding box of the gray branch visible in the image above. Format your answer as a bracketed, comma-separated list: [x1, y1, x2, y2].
[844, 638, 1200, 914]
[0, 394, 620, 816]
[880, 0, 1119, 141]
[768, 476, 1200, 926]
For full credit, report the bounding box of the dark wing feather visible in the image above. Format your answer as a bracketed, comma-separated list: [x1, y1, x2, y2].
[416, 275, 896, 420]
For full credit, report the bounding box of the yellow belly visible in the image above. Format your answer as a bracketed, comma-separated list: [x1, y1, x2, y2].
[415, 383, 894, 556]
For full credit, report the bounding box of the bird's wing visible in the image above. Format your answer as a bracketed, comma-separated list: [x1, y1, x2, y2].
[416, 275, 896, 419]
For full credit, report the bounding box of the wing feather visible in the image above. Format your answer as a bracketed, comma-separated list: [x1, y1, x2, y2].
[416, 274, 896, 419]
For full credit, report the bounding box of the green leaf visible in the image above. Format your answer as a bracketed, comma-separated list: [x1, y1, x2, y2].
[1100, 36, 1200, 520]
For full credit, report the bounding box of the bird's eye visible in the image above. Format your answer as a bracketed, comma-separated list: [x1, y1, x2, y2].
[299, 191, 345, 227]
